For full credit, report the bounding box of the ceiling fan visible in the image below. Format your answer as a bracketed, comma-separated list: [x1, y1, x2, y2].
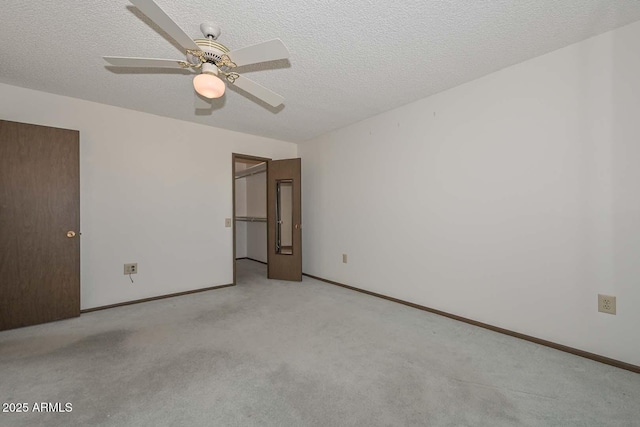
[104, 0, 290, 108]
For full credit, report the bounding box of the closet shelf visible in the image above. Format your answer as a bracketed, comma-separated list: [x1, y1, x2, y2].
[235, 216, 267, 222]
[235, 162, 267, 179]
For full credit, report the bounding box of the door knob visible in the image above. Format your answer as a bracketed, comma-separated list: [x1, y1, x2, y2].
[66, 231, 76, 238]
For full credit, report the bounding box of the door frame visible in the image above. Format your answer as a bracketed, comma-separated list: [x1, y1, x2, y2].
[232, 153, 271, 285]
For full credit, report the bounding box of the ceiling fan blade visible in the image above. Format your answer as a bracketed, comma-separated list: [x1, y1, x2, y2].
[130, 0, 200, 52]
[226, 39, 290, 67]
[194, 91, 212, 109]
[230, 74, 284, 107]
[104, 56, 187, 68]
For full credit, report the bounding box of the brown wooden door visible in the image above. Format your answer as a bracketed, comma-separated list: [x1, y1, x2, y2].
[267, 158, 302, 281]
[0, 120, 80, 330]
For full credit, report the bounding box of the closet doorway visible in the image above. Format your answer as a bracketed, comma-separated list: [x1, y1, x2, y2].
[233, 154, 270, 284]
[232, 154, 303, 284]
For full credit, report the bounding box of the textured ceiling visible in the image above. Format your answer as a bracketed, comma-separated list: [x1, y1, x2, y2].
[1, 1, 640, 142]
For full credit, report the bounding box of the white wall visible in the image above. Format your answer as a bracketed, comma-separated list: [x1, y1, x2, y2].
[300, 21, 640, 366]
[0, 83, 297, 309]
[246, 222, 268, 263]
[235, 222, 248, 258]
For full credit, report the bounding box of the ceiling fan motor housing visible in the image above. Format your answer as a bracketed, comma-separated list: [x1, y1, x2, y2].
[191, 39, 230, 65]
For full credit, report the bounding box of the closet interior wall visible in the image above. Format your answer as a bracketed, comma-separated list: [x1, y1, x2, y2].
[235, 162, 268, 263]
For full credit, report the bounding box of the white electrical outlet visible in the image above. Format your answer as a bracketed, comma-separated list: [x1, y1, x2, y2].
[342, 254, 347, 264]
[124, 263, 138, 275]
[598, 294, 616, 315]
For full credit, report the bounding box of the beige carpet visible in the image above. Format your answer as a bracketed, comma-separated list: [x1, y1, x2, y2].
[0, 259, 639, 426]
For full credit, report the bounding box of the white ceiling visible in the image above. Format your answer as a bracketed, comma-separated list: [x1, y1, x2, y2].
[1, 1, 639, 142]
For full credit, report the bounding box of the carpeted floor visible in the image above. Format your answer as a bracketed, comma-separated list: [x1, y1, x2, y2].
[1, 259, 639, 426]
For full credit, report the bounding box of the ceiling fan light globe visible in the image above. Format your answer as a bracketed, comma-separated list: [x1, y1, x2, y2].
[193, 73, 225, 99]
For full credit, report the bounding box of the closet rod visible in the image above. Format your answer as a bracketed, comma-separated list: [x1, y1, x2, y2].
[235, 162, 267, 179]
[234, 169, 266, 179]
[235, 216, 267, 222]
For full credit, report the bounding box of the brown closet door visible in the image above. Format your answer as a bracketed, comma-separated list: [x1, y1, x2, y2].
[0, 120, 80, 330]
[267, 158, 302, 281]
